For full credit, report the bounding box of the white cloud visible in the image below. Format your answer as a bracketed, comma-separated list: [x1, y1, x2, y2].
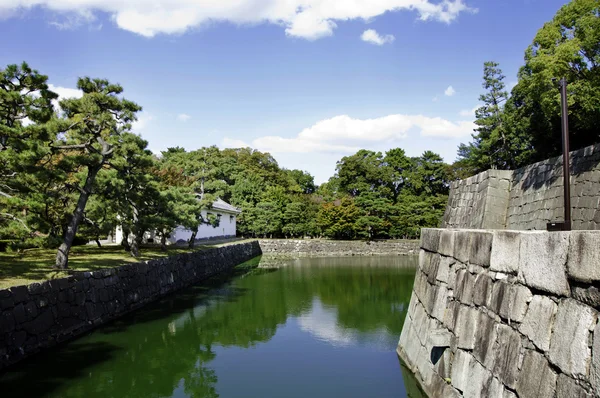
[132, 112, 154, 132]
[177, 113, 191, 122]
[360, 29, 394, 45]
[444, 85, 456, 96]
[1, 0, 476, 39]
[47, 83, 83, 111]
[222, 113, 475, 154]
[459, 105, 479, 117]
[432, 96, 439, 102]
[221, 137, 250, 148]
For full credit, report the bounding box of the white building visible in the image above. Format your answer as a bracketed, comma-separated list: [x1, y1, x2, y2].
[168, 197, 241, 244]
[113, 197, 241, 245]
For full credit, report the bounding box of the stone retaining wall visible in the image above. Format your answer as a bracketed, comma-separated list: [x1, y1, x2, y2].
[258, 239, 419, 257]
[397, 228, 600, 397]
[0, 241, 262, 370]
[442, 143, 600, 230]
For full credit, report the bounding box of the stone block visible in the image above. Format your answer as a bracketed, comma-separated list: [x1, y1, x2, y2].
[492, 324, 521, 389]
[555, 374, 593, 398]
[473, 311, 497, 369]
[472, 273, 493, 307]
[450, 349, 472, 392]
[427, 254, 441, 284]
[568, 231, 600, 283]
[443, 300, 460, 332]
[516, 350, 557, 398]
[469, 230, 493, 267]
[421, 228, 441, 252]
[497, 282, 532, 323]
[436, 256, 453, 284]
[518, 295, 557, 352]
[430, 284, 448, 322]
[591, 320, 600, 391]
[428, 328, 453, 348]
[439, 230, 455, 257]
[454, 231, 471, 263]
[549, 299, 596, 378]
[490, 231, 520, 274]
[455, 305, 479, 350]
[455, 269, 474, 305]
[519, 231, 570, 296]
[463, 353, 494, 398]
[419, 249, 431, 273]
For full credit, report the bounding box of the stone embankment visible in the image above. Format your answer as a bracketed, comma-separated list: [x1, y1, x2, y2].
[398, 228, 600, 398]
[443, 142, 600, 230]
[258, 239, 419, 257]
[0, 241, 262, 370]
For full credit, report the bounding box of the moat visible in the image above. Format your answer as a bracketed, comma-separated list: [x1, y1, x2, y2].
[0, 255, 420, 398]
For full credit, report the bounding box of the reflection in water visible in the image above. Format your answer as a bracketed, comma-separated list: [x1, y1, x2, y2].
[1, 255, 419, 398]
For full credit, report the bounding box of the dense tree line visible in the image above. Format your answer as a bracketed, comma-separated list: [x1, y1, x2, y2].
[0, 62, 449, 267]
[457, 0, 600, 176]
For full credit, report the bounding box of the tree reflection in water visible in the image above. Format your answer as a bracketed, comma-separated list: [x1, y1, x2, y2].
[0, 255, 417, 398]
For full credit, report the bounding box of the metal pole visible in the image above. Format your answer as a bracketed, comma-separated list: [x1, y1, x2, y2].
[560, 78, 571, 231]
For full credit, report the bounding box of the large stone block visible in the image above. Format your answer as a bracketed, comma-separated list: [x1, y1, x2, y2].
[472, 273, 493, 307]
[455, 269, 474, 305]
[454, 231, 471, 263]
[455, 305, 479, 350]
[430, 284, 448, 322]
[490, 231, 520, 274]
[516, 350, 557, 398]
[568, 231, 600, 283]
[591, 320, 600, 391]
[519, 231, 570, 296]
[463, 354, 494, 398]
[518, 295, 557, 352]
[549, 299, 596, 378]
[555, 374, 593, 398]
[439, 230, 455, 257]
[496, 282, 532, 323]
[473, 311, 498, 369]
[492, 324, 521, 389]
[450, 349, 472, 393]
[436, 256, 454, 284]
[421, 228, 441, 252]
[469, 230, 493, 267]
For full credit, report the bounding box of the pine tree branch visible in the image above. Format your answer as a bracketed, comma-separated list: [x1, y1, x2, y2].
[0, 213, 30, 231]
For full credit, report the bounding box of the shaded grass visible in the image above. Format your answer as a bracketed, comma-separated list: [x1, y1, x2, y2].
[0, 241, 244, 289]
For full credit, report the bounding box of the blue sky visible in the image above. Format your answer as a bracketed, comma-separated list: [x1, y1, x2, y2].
[1, 0, 569, 183]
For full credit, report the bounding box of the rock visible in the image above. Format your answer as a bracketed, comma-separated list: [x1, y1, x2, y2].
[492, 324, 521, 389]
[472, 273, 493, 307]
[439, 230, 455, 257]
[473, 311, 498, 369]
[421, 228, 441, 252]
[455, 305, 479, 350]
[450, 349, 472, 392]
[516, 350, 557, 398]
[567, 231, 600, 283]
[571, 285, 600, 309]
[518, 295, 557, 352]
[590, 320, 600, 390]
[436, 256, 454, 284]
[463, 354, 494, 398]
[549, 299, 596, 378]
[428, 328, 453, 348]
[455, 269, 474, 305]
[454, 231, 471, 264]
[490, 231, 520, 274]
[469, 230, 493, 267]
[430, 284, 448, 322]
[555, 374, 593, 398]
[519, 231, 570, 297]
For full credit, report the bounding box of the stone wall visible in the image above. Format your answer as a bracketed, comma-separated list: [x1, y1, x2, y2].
[258, 239, 419, 257]
[442, 143, 600, 230]
[0, 241, 262, 370]
[397, 228, 600, 397]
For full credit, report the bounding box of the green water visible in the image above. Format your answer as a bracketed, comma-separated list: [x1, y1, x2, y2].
[1, 255, 421, 398]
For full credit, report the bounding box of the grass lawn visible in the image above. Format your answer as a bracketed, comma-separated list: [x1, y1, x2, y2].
[0, 242, 228, 289]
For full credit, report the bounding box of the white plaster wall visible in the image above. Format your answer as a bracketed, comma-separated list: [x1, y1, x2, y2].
[169, 210, 237, 243]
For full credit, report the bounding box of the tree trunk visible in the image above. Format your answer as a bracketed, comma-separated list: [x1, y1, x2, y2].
[160, 232, 167, 252]
[121, 227, 131, 251]
[95, 239, 102, 247]
[55, 165, 100, 269]
[129, 205, 140, 258]
[188, 229, 198, 249]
